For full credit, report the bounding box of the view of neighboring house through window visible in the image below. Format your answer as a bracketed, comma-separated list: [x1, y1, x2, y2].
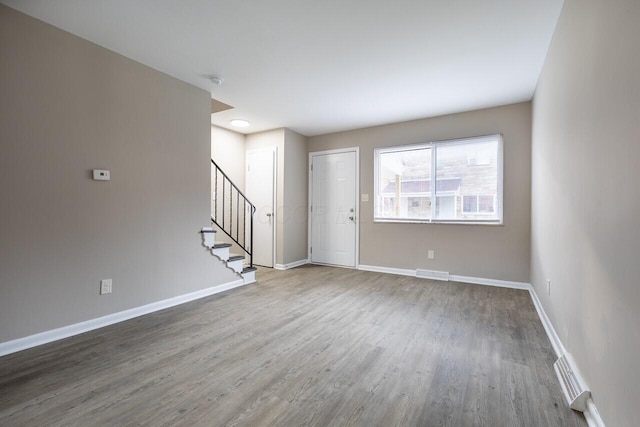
[374, 134, 503, 224]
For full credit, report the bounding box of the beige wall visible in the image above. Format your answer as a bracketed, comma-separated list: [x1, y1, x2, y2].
[0, 5, 237, 343]
[308, 102, 532, 282]
[531, 1, 640, 426]
[211, 126, 246, 190]
[283, 129, 308, 264]
[211, 125, 246, 254]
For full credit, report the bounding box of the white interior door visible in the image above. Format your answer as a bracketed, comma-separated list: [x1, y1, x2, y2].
[246, 148, 276, 267]
[310, 149, 358, 267]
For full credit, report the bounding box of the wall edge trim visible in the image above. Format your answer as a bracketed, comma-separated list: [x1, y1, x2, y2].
[0, 279, 245, 357]
[529, 287, 606, 426]
[528, 285, 566, 358]
[358, 264, 416, 277]
[449, 274, 530, 290]
[274, 259, 309, 270]
[357, 265, 530, 289]
[584, 398, 606, 427]
[358, 263, 605, 426]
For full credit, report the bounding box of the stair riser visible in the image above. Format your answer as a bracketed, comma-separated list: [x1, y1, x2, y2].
[242, 270, 256, 284]
[227, 259, 243, 273]
[212, 247, 230, 261]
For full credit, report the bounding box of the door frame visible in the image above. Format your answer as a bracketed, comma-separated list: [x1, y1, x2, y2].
[308, 147, 360, 269]
[246, 147, 277, 268]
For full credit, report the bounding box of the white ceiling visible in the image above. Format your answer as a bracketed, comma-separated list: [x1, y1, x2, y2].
[2, 0, 564, 136]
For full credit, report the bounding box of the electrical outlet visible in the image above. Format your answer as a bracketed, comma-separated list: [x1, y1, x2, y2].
[93, 169, 111, 181]
[100, 279, 112, 295]
[428, 250, 435, 260]
[546, 279, 551, 296]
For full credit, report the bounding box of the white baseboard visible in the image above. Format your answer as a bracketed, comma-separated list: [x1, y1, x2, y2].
[358, 264, 416, 277]
[357, 263, 605, 426]
[584, 398, 606, 427]
[528, 285, 566, 358]
[0, 278, 245, 357]
[274, 259, 309, 270]
[449, 274, 531, 290]
[358, 264, 530, 290]
[529, 286, 605, 426]
[1, 265, 607, 427]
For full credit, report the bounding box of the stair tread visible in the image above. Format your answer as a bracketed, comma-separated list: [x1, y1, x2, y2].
[242, 267, 257, 273]
[228, 255, 245, 261]
[213, 242, 232, 248]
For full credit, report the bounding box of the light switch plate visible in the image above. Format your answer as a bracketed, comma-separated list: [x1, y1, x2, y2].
[361, 194, 369, 202]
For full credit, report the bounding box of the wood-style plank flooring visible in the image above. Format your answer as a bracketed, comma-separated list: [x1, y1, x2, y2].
[0, 265, 586, 426]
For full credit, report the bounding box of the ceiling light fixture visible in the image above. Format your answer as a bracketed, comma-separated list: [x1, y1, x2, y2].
[209, 75, 223, 86]
[230, 119, 250, 128]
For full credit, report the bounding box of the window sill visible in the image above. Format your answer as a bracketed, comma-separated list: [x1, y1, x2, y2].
[373, 218, 503, 226]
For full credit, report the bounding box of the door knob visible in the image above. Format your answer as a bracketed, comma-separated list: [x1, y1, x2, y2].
[266, 213, 272, 217]
[349, 216, 355, 221]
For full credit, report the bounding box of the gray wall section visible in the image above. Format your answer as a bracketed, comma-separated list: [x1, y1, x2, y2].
[283, 129, 309, 264]
[308, 102, 532, 282]
[0, 5, 238, 343]
[531, 1, 640, 426]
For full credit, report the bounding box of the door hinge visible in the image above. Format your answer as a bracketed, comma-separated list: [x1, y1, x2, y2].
[310, 205, 313, 213]
[310, 247, 312, 254]
[310, 163, 313, 172]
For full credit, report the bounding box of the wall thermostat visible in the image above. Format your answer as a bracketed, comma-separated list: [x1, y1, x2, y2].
[93, 169, 111, 181]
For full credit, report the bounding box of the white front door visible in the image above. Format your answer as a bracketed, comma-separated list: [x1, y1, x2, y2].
[246, 148, 276, 267]
[310, 149, 358, 267]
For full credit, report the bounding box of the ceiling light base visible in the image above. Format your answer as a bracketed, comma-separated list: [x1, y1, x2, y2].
[230, 119, 250, 128]
[209, 75, 224, 86]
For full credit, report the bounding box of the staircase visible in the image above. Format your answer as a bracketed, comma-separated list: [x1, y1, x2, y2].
[202, 159, 257, 285]
[201, 228, 256, 284]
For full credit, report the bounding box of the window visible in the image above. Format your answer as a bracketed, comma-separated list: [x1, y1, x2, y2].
[462, 195, 495, 214]
[374, 134, 503, 224]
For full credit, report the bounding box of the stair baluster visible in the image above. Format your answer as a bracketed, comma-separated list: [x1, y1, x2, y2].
[211, 159, 256, 269]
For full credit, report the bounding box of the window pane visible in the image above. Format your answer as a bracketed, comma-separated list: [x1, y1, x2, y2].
[436, 140, 499, 220]
[377, 148, 431, 219]
[478, 195, 494, 213]
[462, 195, 477, 213]
[436, 195, 456, 219]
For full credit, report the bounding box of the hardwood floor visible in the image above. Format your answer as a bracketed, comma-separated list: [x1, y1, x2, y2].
[0, 265, 586, 426]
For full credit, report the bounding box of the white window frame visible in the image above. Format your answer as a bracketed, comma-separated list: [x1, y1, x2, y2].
[374, 134, 503, 225]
